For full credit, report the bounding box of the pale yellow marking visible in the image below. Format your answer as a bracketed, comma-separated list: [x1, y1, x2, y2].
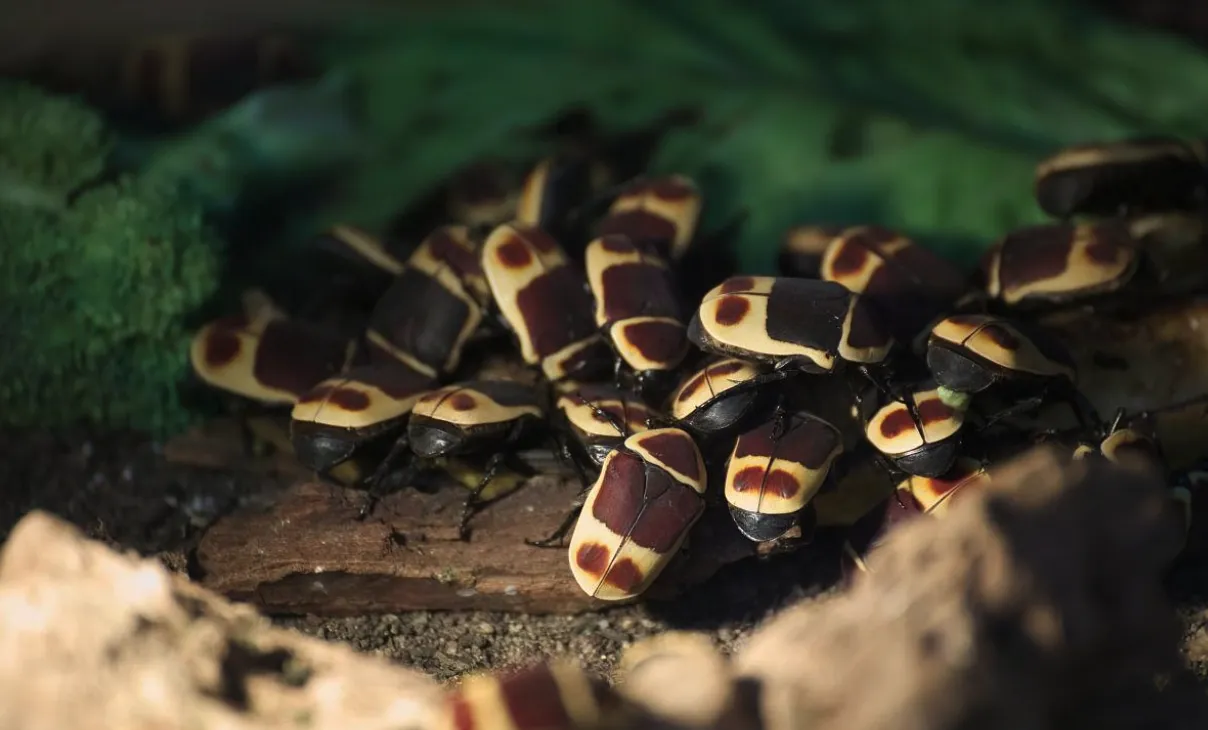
[1035, 139, 1192, 179]
[612, 316, 689, 372]
[189, 322, 297, 404]
[865, 388, 965, 456]
[541, 335, 607, 382]
[996, 225, 1137, 304]
[626, 428, 707, 493]
[783, 225, 839, 256]
[837, 296, 894, 364]
[585, 236, 645, 326]
[698, 292, 836, 370]
[607, 175, 702, 260]
[515, 157, 550, 225]
[482, 222, 571, 366]
[669, 359, 762, 420]
[364, 330, 439, 379]
[558, 392, 652, 438]
[930, 315, 1075, 380]
[903, 459, 990, 517]
[412, 384, 541, 427]
[723, 450, 835, 515]
[330, 224, 404, 275]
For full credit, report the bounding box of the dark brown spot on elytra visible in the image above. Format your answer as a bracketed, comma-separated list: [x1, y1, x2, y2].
[600, 263, 681, 323]
[575, 542, 610, 576]
[635, 431, 702, 483]
[496, 239, 534, 269]
[426, 228, 482, 278]
[254, 322, 348, 397]
[1082, 223, 1133, 267]
[449, 695, 474, 730]
[449, 393, 476, 411]
[720, 276, 756, 294]
[779, 417, 842, 469]
[731, 465, 765, 494]
[203, 330, 241, 367]
[599, 234, 635, 254]
[917, 397, 956, 425]
[593, 453, 703, 552]
[827, 239, 874, 279]
[604, 558, 645, 592]
[713, 296, 750, 327]
[878, 398, 954, 441]
[765, 469, 802, 500]
[675, 372, 707, 403]
[844, 297, 891, 352]
[499, 663, 573, 730]
[981, 323, 1021, 351]
[649, 177, 696, 201]
[878, 407, 921, 441]
[618, 320, 688, 369]
[329, 387, 371, 411]
[992, 224, 1073, 295]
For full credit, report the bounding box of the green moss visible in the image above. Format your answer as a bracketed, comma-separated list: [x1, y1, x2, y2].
[0, 82, 221, 434]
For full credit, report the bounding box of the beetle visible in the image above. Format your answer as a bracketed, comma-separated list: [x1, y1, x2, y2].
[820, 225, 967, 342]
[1033, 136, 1207, 219]
[981, 220, 1140, 308]
[778, 224, 843, 279]
[688, 275, 894, 380]
[568, 428, 708, 601]
[594, 175, 702, 262]
[439, 659, 623, 730]
[584, 234, 690, 398]
[842, 457, 991, 575]
[311, 224, 406, 279]
[860, 381, 968, 478]
[515, 153, 597, 248]
[480, 222, 614, 383]
[723, 410, 843, 543]
[665, 357, 781, 443]
[289, 362, 435, 477]
[190, 313, 354, 407]
[364, 225, 488, 379]
[555, 382, 654, 472]
[405, 380, 547, 538]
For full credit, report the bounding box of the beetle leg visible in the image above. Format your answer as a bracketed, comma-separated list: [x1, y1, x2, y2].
[526, 485, 590, 549]
[976, 395, 1045, 432]
[456, 420, 528, 541]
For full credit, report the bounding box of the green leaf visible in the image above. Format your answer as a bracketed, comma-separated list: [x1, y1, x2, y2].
[308, 0, 1208, 269]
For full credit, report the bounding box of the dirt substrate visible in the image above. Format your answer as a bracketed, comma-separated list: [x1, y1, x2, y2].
[3, 425, 1208, 686]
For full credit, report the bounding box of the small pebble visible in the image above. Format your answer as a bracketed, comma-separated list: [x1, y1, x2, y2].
[475, 622, 495, 635]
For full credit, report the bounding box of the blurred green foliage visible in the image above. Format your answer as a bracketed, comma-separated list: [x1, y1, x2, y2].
[305, 0, 1208, 269]
[0, 81, 221, 434]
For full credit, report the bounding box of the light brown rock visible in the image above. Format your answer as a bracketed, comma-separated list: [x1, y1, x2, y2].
[0, 511, 445, 730]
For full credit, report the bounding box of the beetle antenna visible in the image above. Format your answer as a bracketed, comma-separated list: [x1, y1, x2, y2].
[571, 391, 628, 438]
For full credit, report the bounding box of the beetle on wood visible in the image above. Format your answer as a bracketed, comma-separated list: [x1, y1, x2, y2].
[584, 234, 690, 399]
[439, 659, 623, 730]
[568, 428, 708, 601]
[595, 175, 702, 262]
[820, 225, 967, 342]
[364, 225, 488, 379]
[405, 380, 547, 539]
[555, 382, 654, 472]
[723, 410, 843, 543]
[688, 276, 894, 388]
[778, 224, 844, 279]
[981, 220, 1140, 308]
[481, 222, 614, 383]
[860, 382, 968, 478]
[1033, 136, 1207, 219]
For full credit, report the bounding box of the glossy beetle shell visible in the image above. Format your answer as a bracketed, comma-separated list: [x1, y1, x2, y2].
[557, 383, 654, 467]
[688, 276, 892, 373]
[926, 314, 1075, 393]
[407, 380, 543, 458]
[568, 428, 707, 601]
[983, 220, 1139, 306]
[668, 358, 768, 438]
[862, 386, 965, 478]
[595, 175, 701, 261]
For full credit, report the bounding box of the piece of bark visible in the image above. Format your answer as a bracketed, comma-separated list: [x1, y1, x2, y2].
[0, 511, 446, 730]
[195, 475, 758, 615]
[730, 446, 1201, 730]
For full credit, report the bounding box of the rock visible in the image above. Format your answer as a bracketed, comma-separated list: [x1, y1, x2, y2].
[0, 511, 444, 730]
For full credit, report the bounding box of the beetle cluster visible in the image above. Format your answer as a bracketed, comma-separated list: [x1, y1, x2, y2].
[190, 134, 1207, 604]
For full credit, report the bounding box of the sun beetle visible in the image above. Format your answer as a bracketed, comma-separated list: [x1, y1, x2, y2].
[481, 222, 613, 383]
[665, 357, 781, 443]
[1033, 136, 1208, 219]
[568, 427, 708, 601]
[723, 410, 843, 543]
[584, 234, 690, 399]
[555, 382, 654, 472]
[440, 659, 623, 730]
[778, 224, 843, 279]
[364, 225, 488, 379]
[406, 379, 547, 538]
[289, 362, 435, 476]
[820, 225, 967, 342]
[981, 220, 1140, 308]
[594, 175, 702, 262]
[859, 381, 968, 478]
[688, 275, 893, 382]
[190, 312, 353, 406]
[515, 153, 597, 248]
[842, 456, 990, 575]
